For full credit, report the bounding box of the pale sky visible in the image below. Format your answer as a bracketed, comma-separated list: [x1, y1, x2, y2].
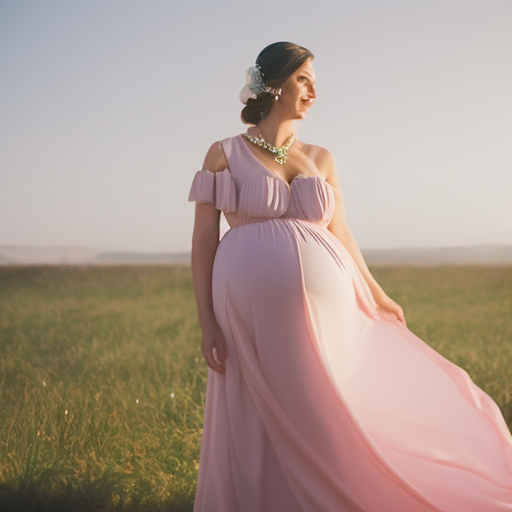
[1, 0, 511, 252]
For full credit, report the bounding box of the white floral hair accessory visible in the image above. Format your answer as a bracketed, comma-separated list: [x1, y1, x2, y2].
[239, 64, 269, 104]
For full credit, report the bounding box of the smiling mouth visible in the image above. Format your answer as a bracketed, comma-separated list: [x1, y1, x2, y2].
[301, 98, 315, 106]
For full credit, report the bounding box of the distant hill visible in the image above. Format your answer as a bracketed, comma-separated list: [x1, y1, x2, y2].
[0, 246, 101, 265]
[363, 245, 512, 266]
[94, 251, 190, 264]
[0, 253, 13, 265]
[1, 244, 512, 266]
[0, 246, 190, 266]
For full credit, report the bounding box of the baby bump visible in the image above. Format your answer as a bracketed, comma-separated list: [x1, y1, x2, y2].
[212, 219, 355, 312]
[211, 218, 363, 383]
[212, 220, 302, 307]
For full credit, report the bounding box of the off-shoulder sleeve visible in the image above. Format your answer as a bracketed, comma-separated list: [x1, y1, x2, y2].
[187, 168, 236, 212]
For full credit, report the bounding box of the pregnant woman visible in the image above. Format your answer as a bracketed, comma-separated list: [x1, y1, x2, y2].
[188, 41, 512, 512]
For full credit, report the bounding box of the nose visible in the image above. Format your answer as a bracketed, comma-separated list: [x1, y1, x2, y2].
[308, 83, 317, 98]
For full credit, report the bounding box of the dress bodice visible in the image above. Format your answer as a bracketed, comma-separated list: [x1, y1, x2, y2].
[188, 134, 339, 229]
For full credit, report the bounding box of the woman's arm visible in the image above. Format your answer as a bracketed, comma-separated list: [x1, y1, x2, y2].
[191, 200, 220, 329]
[190, 142, 230, 372]
[317, 149, 406, 326]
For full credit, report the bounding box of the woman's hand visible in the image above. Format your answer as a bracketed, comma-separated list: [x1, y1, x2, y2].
[200, 319, 228, 374]
[374, 292, 407, 327]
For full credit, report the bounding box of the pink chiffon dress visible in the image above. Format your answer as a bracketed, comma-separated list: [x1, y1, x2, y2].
[187, 134, 512, 512]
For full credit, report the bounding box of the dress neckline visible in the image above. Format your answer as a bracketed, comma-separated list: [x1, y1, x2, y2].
[237, 133, 308, 188]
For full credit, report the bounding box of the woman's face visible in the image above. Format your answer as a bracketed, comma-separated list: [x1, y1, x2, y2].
[280, 58, 317, 120]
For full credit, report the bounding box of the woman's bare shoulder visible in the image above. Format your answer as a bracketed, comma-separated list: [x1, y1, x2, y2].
[201, 140, 230, 173]
[299, 141, 337, 177]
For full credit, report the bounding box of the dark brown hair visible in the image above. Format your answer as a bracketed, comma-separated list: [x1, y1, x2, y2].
[241, 42, 314, 125]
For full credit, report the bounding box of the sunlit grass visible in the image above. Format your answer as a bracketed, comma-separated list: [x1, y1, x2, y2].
[0, 265, 511, 511]
[0, 266, 204, 512]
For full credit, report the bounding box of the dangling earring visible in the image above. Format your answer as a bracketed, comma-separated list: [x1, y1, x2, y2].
[274, 88, 282, 101]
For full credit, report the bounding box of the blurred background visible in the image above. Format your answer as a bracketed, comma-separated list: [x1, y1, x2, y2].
[1, 0, 511, 264]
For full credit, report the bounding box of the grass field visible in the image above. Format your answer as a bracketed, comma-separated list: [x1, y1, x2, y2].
[1, 265, 511, 512]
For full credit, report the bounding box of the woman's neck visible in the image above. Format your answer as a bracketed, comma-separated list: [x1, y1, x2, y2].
[252, 116, 296, 147]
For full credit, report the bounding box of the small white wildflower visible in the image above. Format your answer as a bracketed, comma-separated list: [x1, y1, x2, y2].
[42, 380, 47, 387]
[64, 410, 68, 415]
[170, 392, 175, 399]
[135, 399, 139, 404]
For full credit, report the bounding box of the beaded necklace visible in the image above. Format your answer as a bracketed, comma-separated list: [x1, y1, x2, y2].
[242, 132, 295, 165]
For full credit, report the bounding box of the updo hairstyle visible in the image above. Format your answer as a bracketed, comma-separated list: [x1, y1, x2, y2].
[241, 42, 314, 125]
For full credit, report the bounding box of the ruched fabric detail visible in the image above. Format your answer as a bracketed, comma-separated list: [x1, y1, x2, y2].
[189, 169, 335, 230]
[188, 168, 237, 212]
[287, 176, 336, 224]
